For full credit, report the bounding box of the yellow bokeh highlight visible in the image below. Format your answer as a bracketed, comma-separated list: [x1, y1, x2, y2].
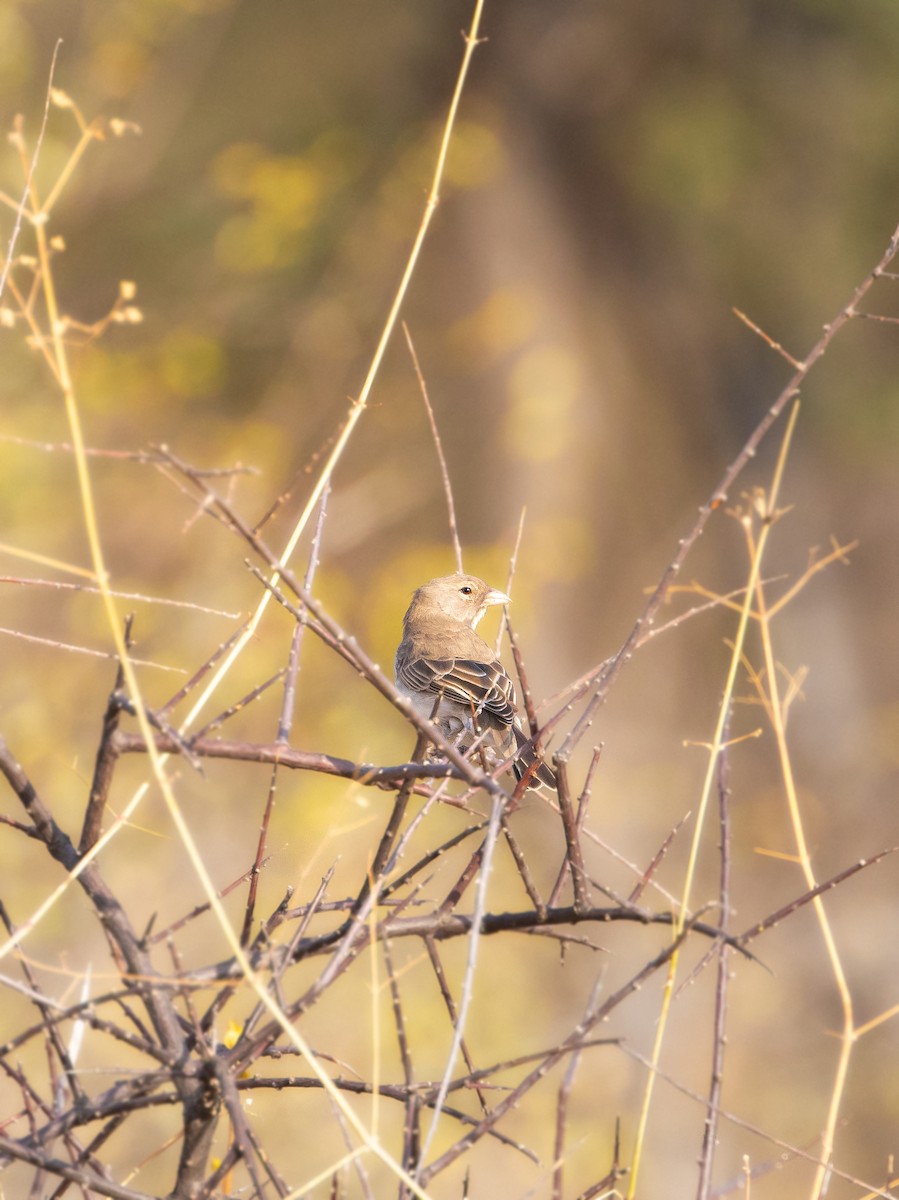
[249, 157, 323, 229]
[211, 141, 332, 273]
[446, 286, 538, 367]
[215, 215, 294, 272]
[159, 330, 225, 398]
[503, 344, 580, 462]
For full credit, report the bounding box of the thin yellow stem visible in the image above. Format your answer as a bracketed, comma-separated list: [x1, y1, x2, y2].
[756, 564, 854, 1200]
[283, 1148, 365, 1199]
[627, 403, 801, 1199]
[42, 124, 100, 215]
[766, 539, 858, 618]
[0, 541, 96, 577]
[854, 1002, 899, 1039]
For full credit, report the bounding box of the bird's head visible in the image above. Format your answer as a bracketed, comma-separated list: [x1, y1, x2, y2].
[407, 573, 510, 630]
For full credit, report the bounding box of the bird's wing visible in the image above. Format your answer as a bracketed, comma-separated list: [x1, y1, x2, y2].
[398, 656, 517, 727]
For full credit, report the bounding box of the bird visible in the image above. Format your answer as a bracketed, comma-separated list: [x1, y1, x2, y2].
[394, 573, 555, 790]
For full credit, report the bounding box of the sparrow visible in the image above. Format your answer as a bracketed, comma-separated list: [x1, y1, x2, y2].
[394, 573, 555, 790]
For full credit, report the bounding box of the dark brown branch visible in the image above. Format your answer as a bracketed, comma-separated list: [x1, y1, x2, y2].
[0, 736, 221, 1198]
[80, 617, 131, 853]
[0, 737, 80, 871]
[554, 757, 590, 912]
[384, 938, 422, 1185]
[193, 901, 754, 990]
[0, 1135, 153, 1200]
[501, 813, 546, 916]
[736, 846, 898, 946]
[235, 1074, 534, 1158]
[377, 904, 752, 956]
[112, 729, 461, 792]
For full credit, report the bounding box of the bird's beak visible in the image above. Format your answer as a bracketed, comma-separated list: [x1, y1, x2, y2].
[484, 587, 511, 607]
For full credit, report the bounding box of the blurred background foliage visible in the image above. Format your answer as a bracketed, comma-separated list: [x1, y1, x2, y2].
[1, 1, 898, 1197]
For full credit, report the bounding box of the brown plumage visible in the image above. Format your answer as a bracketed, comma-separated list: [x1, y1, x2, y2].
[395, 573, 555, 790]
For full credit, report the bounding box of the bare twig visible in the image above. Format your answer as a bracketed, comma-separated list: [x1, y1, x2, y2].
[554, 757, 590, 912]
[423, 938, 489, 1115]
[80, 618, 131, 853]
[736, 847, 898, 947]
[403, 322, 463, 573]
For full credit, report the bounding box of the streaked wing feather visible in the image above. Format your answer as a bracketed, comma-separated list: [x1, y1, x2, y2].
[400, 656, 517, 727]
[398, 656, 454, 694]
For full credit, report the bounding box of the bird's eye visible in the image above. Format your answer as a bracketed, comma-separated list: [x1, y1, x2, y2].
[459, 585, 472, 595]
